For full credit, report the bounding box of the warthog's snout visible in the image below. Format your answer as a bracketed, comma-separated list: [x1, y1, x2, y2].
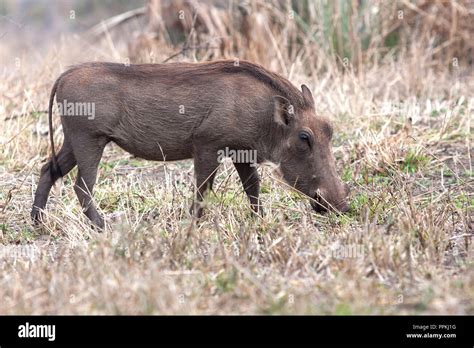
[310, 183, 350, 214]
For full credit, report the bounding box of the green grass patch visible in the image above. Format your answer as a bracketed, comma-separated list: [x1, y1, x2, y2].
[400, 149, 430, 173]
[452, 193, 473, 210]
[215, 267, 238, 294]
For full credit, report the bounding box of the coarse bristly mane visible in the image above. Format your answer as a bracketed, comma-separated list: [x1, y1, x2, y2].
[215, 60, 308, 109]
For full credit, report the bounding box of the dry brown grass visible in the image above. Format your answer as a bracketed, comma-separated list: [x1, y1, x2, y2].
[0, 0, 472, 314]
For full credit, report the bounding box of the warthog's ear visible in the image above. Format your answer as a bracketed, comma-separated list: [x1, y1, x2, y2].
[273, 95, 294, 127]
[301, 84, 315, 108]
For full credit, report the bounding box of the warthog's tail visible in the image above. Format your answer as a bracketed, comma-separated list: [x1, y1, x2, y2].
[48, 77, 62, 180]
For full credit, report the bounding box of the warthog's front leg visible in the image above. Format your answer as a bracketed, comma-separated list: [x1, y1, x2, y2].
[234, 162, 262, 215]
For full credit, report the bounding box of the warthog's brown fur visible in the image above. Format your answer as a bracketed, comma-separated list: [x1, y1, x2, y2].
[32, 60, 349, 228]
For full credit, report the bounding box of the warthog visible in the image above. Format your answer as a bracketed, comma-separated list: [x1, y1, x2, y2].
[32, 60, 349, 228]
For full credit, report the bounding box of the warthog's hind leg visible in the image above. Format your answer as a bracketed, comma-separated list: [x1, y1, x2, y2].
[31, 140, 77, 224]
[71, 135, 108, 229]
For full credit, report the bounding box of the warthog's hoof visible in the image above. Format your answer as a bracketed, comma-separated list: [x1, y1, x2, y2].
[189, 202, 204, 219]
[90, 216, 105, 231]
[250, 204, 264, 217]
[31, 207, 44, 225]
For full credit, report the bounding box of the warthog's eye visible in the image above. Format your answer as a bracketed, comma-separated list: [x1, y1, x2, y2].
[298, 131, 311, 147]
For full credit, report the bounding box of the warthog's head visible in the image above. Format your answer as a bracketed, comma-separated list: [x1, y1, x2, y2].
[274, 84, 349, 213]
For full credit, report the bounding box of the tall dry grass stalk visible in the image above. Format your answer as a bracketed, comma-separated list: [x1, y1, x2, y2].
[124, 0, 473, 71]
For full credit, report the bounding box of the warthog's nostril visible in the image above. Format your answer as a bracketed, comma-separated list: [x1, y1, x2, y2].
[311, 192, 328, 213]
[311, 198, 327, 213]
